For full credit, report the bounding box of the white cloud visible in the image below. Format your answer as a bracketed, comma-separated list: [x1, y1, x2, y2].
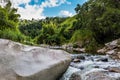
[11, 0, 31, 7]
[40, 0, 67, 8]
[17, 4, 45, 20]
[0, 0, 71, 20]
[10, 0, 45, 20]
[0, 0, 7, 7]
[59, 10, 73, 17]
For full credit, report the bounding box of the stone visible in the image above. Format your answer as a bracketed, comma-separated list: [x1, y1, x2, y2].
[96, 57, 108, 62]
[73, 48, 86, 53]
[85, 71, 115, 80]
[0, 39, 71, 80]
[97, 47, 107, 54]
[77, 55, 85, 60]
[68, 69, 119, 80]
[107, 67, 120, 73]
[98, 39, 120, 60]
[117, 52, 120, 59]
[107, 50, 120, 59]
[78, 66, 84, 70]
[69, 72, 81, 80]
[73, 59, 81, 63]
[106, 50, 117, 55]
[100, 58, 108, 62]
[94, 66, 100, 68]
[105, 40, 118, 50]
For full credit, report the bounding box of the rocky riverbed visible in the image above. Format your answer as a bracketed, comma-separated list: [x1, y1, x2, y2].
[0, 39, 120, 80]
[60, 54, 120, 80]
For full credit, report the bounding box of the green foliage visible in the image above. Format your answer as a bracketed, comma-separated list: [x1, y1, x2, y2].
[85, 39, 100, 53]
[0, 0, 26, 43]
[70, 29, 93, 44]
[0, 1, 20, 30]
[0, 29, 26, 42]
[1, 0, 119, 53]
[34, 26, 64, 45]
[19, 21, 42, 38]
[19, 17, 69, 45]
[75, 0, 120, 44]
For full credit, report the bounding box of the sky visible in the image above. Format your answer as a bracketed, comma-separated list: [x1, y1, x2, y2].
[6, 0, 87, 20]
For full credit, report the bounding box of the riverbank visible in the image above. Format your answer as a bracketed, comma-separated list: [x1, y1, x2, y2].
[97, 38, 120, 60]
[60, 39, 120, 80]
[39, 44, 86, 53]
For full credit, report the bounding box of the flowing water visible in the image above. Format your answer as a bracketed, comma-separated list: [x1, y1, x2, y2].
[60, 54, 120, 80]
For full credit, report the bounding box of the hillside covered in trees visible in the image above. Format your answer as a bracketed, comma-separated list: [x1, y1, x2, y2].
[0, 0, 120, 52]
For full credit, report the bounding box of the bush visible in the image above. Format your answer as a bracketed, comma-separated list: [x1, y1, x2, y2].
[0, 29, 26, 43]
[85, 39, 101, 53]
[70, 29, 93, 47]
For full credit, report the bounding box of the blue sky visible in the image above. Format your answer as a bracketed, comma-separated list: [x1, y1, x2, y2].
[10, 0, 87, 19]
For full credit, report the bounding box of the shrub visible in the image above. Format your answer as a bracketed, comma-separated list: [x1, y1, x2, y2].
[70, 29, 93, 47]
[0, 29, 26, 43]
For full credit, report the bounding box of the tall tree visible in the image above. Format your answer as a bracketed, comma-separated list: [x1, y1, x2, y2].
[0, 0, 20, 30]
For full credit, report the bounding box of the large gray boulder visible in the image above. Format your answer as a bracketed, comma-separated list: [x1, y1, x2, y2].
[0, 39, 71, 80]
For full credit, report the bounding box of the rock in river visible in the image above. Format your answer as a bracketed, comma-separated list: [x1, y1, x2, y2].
[0, 39, 71, 80]
[97, 38, 120, 60]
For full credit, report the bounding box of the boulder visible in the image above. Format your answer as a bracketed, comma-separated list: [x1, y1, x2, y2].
[107, 67, 120, 73]
[62, 44, 73, 50]
[76, 55, 85, 60]
[69, 69, 120, 80]
[106, 50, 117, 55]
[105, 39, 118, 49]
[118, 52, 120, 59]
[69, 72, 81, 80]
[85, 71, 115, 80]
[0, 39, 71, 80]
[97, 39, 120, 60]
[73, 59, 81, 63]
[99, 57, 108, 62]
[73, 48, 86, 53]
[107, 50, 120, 59]
[97, 47, 107, 54]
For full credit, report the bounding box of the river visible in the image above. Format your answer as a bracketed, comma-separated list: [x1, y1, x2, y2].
[60, 53, 120, 80]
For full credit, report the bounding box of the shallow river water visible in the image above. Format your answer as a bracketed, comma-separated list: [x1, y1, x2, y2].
[60, 54, 120, 80]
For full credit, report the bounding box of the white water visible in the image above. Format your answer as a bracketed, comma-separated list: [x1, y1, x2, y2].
[60, 54, 120, 80]
[60, 67, 80, 80]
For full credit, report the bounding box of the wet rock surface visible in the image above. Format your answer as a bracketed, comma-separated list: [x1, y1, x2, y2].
[60, 54, 120, 80]
[107, 67, 120, 73]
[85, 71, 115, 80]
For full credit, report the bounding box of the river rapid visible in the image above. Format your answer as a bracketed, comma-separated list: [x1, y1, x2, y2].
[60, 53, 120, 80]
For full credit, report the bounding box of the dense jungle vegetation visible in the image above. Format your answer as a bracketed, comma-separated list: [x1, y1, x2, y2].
[0, 0, 120, 52]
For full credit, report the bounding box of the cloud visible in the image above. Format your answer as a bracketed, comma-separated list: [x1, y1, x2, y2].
[10, 0, 45, 20]
[59, 10, 73, 17]
[0, 0, 71, 20]
[40, 0, 67, 8]
[0, 3, 6, 7]
[17, 4, 45, 20]
[11, 0, 31, 7]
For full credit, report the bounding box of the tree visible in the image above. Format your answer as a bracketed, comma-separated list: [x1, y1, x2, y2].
[0, 0, 20, 30]
[74, 0, 120, 44]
